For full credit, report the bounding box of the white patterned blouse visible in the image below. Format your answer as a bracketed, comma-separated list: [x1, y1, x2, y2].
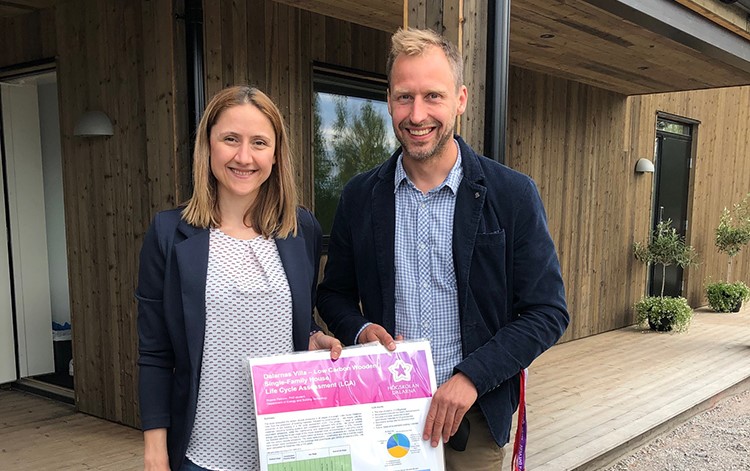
[185, 228, 293, 471]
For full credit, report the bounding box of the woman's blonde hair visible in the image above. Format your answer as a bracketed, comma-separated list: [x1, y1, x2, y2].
[182, 86, 298, 238]
[386, 28, 463, 91]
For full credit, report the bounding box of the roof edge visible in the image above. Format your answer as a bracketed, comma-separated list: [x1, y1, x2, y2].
[583, 0, 750, 75]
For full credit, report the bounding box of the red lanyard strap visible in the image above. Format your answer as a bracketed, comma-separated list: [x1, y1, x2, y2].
[511, 369, 527, 471]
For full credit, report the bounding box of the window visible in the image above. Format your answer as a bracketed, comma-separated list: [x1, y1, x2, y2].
[656, 118, 691, 137]
[313, 68, 397, 238]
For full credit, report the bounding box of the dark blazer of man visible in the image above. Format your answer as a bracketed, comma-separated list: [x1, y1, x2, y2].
[136, 207, 322, 471]
[317, 135, 569, 446]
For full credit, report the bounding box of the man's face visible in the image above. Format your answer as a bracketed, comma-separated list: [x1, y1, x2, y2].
[387, 46, 467, 163]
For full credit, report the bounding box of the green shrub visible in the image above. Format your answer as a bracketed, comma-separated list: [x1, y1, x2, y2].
[706, 281, 750, 313]
[633, 219, 698, 297]
[635, 296, 693, 333]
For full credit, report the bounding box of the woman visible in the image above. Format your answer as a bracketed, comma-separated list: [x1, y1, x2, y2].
[137, 86, 341, 471]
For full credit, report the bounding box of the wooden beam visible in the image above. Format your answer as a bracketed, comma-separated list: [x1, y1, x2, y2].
[673, 0, 750, 42]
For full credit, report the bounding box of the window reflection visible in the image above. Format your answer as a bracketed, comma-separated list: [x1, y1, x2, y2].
[313, 70, 396, 236]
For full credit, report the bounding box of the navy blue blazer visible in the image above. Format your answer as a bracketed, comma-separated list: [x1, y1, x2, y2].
[317, 136, 569, 446]
[136, 207, 322, 470]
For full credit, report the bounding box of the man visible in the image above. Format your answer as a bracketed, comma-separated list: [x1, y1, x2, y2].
[317, 28, 569, 470]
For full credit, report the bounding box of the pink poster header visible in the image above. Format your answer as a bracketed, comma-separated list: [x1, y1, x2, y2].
[251, 349, 433, 415]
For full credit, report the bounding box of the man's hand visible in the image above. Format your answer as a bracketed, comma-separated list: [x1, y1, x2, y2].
[423, 372, 478, 447]
[309, 331, 343, 360]
[357, 323, 399, 351]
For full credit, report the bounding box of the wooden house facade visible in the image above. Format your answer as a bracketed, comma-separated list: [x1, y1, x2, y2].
[1, 0, 749, 427]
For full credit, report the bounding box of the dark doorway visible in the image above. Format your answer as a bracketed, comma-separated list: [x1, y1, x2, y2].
[649, 117, 694, 297]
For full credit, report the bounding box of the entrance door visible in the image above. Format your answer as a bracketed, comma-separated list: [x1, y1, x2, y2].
[1, 71, 71, 388]
[649, 117, 693, 297]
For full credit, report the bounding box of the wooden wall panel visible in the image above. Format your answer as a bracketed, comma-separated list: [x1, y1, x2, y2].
[0, 9, 56, 68]
[273, 0, 402, 32]
[406, 0, 487, 153]
[203, 0, 391, 206]
[1, 0, 188, 427]
[407, 0, 444, 32]
[54, 0, 188, 426]
[507, 67, 643, 342]
[628, 86, 750, 308]
[513, 72, 750, 342]
[459, 0, 487, 151]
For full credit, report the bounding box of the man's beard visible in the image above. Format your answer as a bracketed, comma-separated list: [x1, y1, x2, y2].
[397, 123, 455, 163]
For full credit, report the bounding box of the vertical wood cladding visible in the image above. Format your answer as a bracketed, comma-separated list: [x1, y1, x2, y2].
[406, 0, 487, 152]
[56, 0, 188, 426]
[507, 67, 643, 342]
[203, 0, 392, 206]
[629, 87, 750, 308]
[509, 68, 750, 341]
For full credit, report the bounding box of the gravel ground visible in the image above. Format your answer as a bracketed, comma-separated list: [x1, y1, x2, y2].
[604, 389, 750, 471]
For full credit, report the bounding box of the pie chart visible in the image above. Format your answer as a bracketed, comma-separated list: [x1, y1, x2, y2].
[387, 433, 410, 458]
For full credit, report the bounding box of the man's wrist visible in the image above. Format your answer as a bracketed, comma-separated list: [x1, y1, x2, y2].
[354, 322, 372, 344]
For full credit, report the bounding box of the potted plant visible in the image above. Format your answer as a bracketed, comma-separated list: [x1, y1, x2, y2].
[635, 295, 693, 332]
[633, 219, 698, 332]
[706, 280, 750, 313]
[707, 193, 750, 312]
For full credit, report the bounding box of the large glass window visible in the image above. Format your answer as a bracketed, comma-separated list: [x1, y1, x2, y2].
[313, 68, 397, 237]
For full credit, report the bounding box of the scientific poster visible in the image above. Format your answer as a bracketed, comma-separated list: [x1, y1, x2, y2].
[247, 340, 444, 471]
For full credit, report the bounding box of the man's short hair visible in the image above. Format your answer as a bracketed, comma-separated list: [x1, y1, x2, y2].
[386, 27, 464, 91]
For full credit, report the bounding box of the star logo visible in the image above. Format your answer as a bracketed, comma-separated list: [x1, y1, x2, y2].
[388, 359, 413, 382]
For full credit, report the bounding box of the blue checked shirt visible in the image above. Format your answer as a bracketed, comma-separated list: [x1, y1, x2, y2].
[393, 143, 463, 385]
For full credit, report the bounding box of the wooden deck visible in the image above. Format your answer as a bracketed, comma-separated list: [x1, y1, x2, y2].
[0, 388, 142, 470]
[515, 305, 750, 470]
[1, 306, 748, 470]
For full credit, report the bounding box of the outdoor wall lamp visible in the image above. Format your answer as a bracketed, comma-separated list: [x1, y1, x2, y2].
[73, 111, 114, 137]
[635, 158, 655, 173]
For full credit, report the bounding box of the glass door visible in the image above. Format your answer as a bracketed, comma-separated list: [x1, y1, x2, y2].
[1, 70, 72, 390]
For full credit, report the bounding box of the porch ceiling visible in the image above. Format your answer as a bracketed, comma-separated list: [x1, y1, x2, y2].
[274, 0, 750, 95]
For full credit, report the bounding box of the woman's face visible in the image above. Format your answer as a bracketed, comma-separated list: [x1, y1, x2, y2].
[209, 103, 276, 208]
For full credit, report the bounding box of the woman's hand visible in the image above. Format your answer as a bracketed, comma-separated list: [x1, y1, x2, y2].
[309, 331, 343, 360]
[143, 428, 170, 471]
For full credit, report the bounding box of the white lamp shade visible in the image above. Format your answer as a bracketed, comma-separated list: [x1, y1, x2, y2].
[74, 111, 113, 137]
[635, 158, 655, 173]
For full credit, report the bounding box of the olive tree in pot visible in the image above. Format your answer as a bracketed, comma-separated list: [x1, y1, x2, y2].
[633, 219, 698, 332]
[706, 193, 750, 312]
